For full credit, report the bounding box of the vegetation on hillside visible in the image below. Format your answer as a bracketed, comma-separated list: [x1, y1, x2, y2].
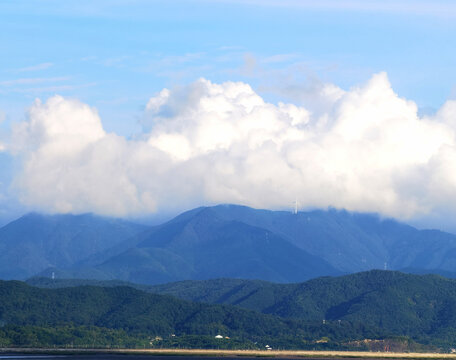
[0, 279, 392, 350]
[17, 271, 456, 351]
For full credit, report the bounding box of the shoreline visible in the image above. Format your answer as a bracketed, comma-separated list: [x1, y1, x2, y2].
[2, 348, 456, 359]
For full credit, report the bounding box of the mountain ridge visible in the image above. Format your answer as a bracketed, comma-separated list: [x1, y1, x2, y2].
[0, 212, 147, 279]
[4, 204, 456, 283]
[89, 208, 340, 284]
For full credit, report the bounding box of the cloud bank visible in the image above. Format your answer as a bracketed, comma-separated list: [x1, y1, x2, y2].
[10, 73, 456, 219]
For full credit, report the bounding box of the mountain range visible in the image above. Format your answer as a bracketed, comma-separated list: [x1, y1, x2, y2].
[0, 212, 146, 279]
[3, 204, 456, 283]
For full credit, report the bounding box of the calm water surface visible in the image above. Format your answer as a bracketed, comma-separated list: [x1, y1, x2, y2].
[0, 355, 405, 360]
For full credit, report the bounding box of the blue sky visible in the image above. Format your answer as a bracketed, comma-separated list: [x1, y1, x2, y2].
[1, 0, 456, 228]
[2, 0, 455, 133]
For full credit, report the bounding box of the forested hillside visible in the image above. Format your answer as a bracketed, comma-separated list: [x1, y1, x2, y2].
[150, 269, 456, 343]
[25, 270, 456, 350]
[0, 280, 386, 350]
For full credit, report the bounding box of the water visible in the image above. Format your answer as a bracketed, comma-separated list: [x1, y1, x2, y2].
[0, 356, 354, 360]
[0, 357, 65, 359]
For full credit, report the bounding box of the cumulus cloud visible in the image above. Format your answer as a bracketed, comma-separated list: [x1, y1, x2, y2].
[9, 73, 456, 219]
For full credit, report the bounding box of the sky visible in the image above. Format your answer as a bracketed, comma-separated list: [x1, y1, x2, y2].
[1, 0, 456, 230]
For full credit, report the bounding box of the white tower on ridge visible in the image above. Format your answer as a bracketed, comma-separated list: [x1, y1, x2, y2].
[293, 199, 298, 215]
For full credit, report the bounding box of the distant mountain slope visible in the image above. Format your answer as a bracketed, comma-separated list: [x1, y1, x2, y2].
[0, 213, 146, 279]
[207, 205, 456, 273]
[89, 207, 340, 284]
[8, 204, 456, 283]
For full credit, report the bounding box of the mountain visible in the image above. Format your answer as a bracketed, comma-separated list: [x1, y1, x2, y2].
[201, 205, 456, 273]
[0, 213, 146, 279]
[27, 204, 456, 284]
[81, 207, 340, 284]
[90, 205, 456, 282]
[1, 203, 455, 284]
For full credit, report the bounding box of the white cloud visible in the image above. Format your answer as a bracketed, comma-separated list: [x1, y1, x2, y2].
[16, 62, 54, 72]
[9, 73, 456, 219]
[0, 77, 69, 87]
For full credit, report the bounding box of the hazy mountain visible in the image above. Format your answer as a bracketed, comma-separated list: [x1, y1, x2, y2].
[85, 207, 340, 284]
[3, 204, 456, 283]
[0, 213, 146, 279]
[205, 205, 456, 273]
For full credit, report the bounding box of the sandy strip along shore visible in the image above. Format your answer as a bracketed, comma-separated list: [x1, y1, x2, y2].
[2, 348, 456, 358]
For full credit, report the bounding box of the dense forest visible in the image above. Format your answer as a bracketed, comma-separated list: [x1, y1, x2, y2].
[15, 271, 456, 351]
[0, 280, 379, 350]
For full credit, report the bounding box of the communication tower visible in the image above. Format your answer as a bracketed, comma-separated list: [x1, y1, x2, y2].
[293, 199, 298, 215]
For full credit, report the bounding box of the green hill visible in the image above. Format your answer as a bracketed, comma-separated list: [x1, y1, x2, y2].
[149, 270, 456, 343]
[25, 270, 456, 349]
[0, 280, 389, 350]
[0, 280, 293, 337]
